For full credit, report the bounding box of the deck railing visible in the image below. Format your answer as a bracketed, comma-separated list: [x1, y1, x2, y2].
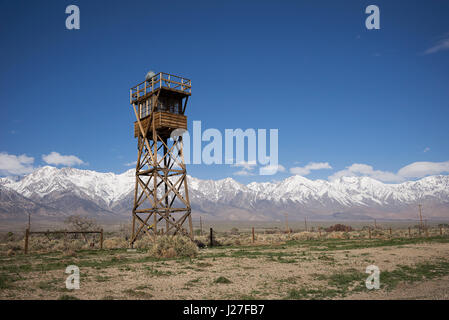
[130, 72, 191, 103]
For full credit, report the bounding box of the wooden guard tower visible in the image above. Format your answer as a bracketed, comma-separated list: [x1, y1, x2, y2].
[129, 72, 193, 246]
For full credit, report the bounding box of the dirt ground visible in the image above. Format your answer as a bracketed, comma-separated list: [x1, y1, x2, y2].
[1, 236, 449, 300]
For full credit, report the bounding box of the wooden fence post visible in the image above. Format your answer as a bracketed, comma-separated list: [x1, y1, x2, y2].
[368, 228, 371, 239]
[440, 227, 443, 236]
[408, 227, 411, 237]
[252, 227, 255, 243]
[209, 228, 213, 247]
[425, 227, 429, 238]
[100, 229, 104, 250]
[389, 228, 392, 237]
[319, 228, 322, 238]
[24, 228, 29, 254]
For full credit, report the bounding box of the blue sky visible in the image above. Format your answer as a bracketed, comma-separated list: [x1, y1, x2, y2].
[1, 0, 449, 183]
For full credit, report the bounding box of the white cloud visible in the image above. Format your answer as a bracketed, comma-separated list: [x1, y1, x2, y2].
[0, 152, 35, 176]
[232, 161, 285, 176]
[259, 164, 286, 175]
[329, 163, 400, 182]
[234, 169, 255, 176]
[42, 152, 85, 166]
[397, 161, 449, 179]
[290, 162, 332, 176]
[232, 161, 257, 170]
[232, 160, 257, 176]
[124, 161, 137, 167]
[423, 147, 430, 153]
[274, 164, 286, 172]
[424, 37, 449, 55]
[329, 160, 449, 182]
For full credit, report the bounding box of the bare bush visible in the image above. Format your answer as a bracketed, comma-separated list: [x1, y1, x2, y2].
[103, 237, 129, 249]
[325, 224, 353, 232]
[148, 235, 198, 258]
[64, 215, 99, 231]
[230, 227, 239, 235]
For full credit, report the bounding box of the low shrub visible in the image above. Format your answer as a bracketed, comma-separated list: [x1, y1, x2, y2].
[214, 276, 232, 284]
[325, 224, 353, 232]
[148, 235, 198, 258]
[103, 238, 129, 249]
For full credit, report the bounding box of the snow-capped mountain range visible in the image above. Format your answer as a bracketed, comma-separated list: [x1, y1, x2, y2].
[1, 166, 449, 222]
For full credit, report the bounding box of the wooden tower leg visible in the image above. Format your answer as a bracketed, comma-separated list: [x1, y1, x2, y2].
[164, 143, 170, 236]
[152, 112, 158, 239]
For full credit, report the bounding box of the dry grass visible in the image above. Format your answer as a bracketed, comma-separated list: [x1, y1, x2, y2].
[0, 226, 446, 255]
[0, 229, 449, 300]
[148, 235, 198, 258]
